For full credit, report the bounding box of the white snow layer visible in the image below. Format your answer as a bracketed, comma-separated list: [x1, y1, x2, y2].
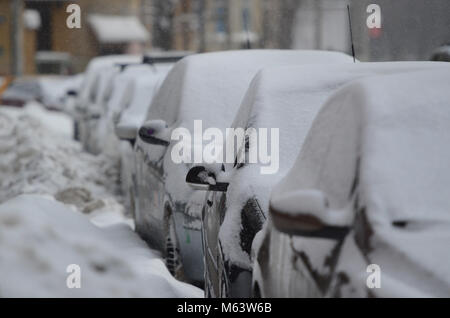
[273, 68, 450, 297]
[218, 61, 449, 269]
[0, 105, 119, 208]
[0, 103, 202, 297]
[149, 50, 353, 207]
[0, 195, 202, 297]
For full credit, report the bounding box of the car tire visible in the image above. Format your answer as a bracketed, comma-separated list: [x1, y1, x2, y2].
[129, 187, 136, 219]
[165, 215, 185, 281]
[204, 276, 213, 298]
[253, 283, 262, 298]
[220, 267, 229, 298]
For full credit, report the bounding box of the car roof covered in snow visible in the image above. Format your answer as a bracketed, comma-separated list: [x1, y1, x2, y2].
[232, 61, 449, 172]
[146, 50, 353, 130]
[271, 67, 450, 216]
[218, 61, 450, 267]
[103, 63, 159, 117]
[79, 55, 142, 104]
[117, 63, 173, 132]
[226, 61, 448, 206]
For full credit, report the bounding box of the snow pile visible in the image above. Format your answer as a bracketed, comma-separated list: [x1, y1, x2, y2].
[0, 105, 121, 214]
[0, 195, 202, 297]
[2, 101, 75, 138]
[0, 103, 202, 297]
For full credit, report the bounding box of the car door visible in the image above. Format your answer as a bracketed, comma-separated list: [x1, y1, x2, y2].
[202, 190, 226, 297]
[286, 97, 361, 296]
[134, 140, 167, 250]
[202, 129, 249, 296]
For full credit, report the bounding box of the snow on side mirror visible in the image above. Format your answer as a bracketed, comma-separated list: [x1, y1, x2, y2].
[138, 120, 170, 146]
[85, 104, 103, 120]
[270, 189, 351, 240]
[186, 166, 229, 192]
[115, 122, 138, 145]
[66, 90, 78, 97]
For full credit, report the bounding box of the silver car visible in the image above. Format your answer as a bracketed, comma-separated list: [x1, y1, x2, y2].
[253, 68, 450, 297]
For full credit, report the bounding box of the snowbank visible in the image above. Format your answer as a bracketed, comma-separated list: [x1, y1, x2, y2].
[0, 102, 202, 297]
[0, 104, 121, 215]
[0, 195, 202, 297]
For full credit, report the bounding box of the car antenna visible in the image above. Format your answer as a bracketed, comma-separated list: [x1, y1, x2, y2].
[347, 4, 356, 63]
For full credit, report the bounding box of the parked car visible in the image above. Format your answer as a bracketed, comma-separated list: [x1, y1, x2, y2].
[133, 49, 353, 287]
[86, 63, 153, 155]
[39, 74, 84, 111]
[0, 77, 42, 107]
[253, 68, 450, 298]
[0, 75, 84, 112]
[74, 55, 142, 142]
[82, 52, 189, 154]
[430, 45, 450, 62]
[187, 61, 448, 298]
[114, 63, 174, 215]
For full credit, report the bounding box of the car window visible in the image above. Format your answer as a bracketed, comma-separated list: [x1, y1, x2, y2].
[89, 74, 100, 103]
[288, 90, 361, 210]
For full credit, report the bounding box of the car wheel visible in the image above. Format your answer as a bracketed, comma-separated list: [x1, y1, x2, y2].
[165, 215, 185, 280]
[203, 257, 212, 297]
[204, 275, 213, 298]
[253, 283, 262, 298]
[129, 188, 136, 218]
[220, 267, 229, 298]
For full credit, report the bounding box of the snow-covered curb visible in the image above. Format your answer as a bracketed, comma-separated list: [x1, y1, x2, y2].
[0, 103, 203, 297]
[0, 195, 202, 297]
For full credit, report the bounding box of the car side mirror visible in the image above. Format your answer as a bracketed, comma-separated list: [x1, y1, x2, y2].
[66, 90, 78, 97]
[138, 120, 170, 146]
[186, 166, 229, 192]
[115, 122, 138, 146]
[85, 104, 103, 120]
[270, 189, 351, 240]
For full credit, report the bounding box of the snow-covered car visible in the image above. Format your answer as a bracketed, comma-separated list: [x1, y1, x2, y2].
[85, 53, 189, 154]
[114, 63, 174, 144]
[40, 74, 84, 112]
[134, 49, 352, 287]
[74, 55, 142, 142]
[83, 64, 137, 154]
[114, 64, 174, 215]
[430, 45, 450, 62]
[92, 62, 176, 157]
[0, 77, 42, 107]
[255, 68, 450, 298]
[142, 51, 193, 65]
[188, 61, 448, 298]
